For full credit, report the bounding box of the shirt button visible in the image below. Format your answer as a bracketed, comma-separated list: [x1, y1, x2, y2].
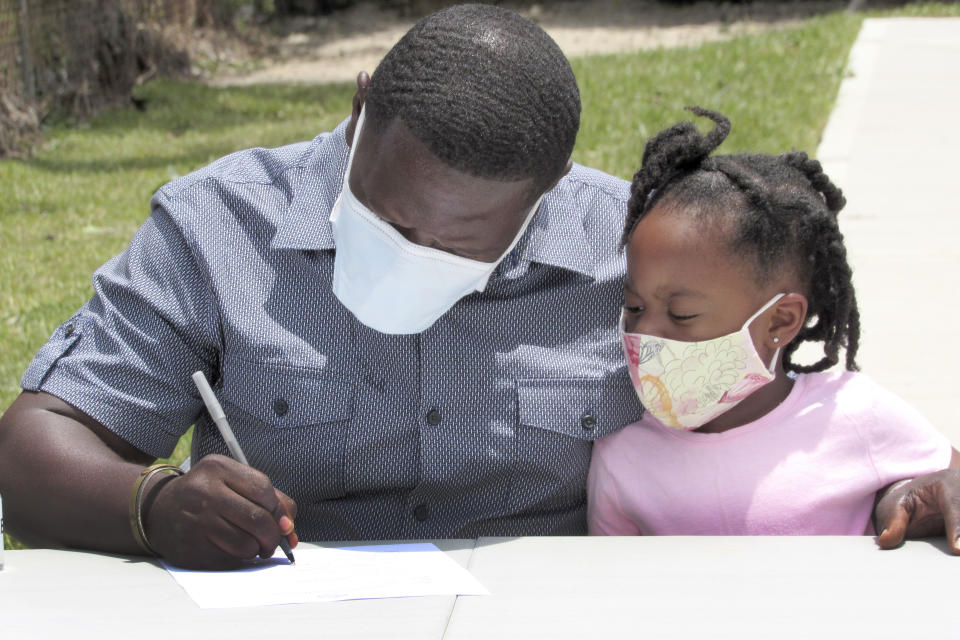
[413, 504, 430, 521]
[63, 323, 75, 338]
[580, 411, 597, 431]
[425, 409, 442, 426]
[273, 398, 289, 416]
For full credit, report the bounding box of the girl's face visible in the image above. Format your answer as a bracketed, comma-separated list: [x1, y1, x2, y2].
[623, 203, 780, 347]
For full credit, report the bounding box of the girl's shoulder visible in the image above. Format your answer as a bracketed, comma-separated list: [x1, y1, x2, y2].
[793, 371, 952, 480]
[793, 369, 925, 425]
[794, 369, 879, 398]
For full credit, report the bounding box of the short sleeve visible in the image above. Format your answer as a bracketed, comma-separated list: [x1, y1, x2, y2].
[587, 439, 643, 536]
[21, 189, 221, 458]
[851, 376, 954, 488]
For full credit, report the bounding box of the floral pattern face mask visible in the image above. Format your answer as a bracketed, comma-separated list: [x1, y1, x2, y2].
[621, 294, 784, 430]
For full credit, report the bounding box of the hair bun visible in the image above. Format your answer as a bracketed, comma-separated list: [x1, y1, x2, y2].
[624, 106, 731, 245]
[684, 106, 731, 155]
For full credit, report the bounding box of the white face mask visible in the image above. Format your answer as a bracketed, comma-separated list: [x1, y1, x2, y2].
[621, 294, 784, 430]
[329, 108, 543, 334]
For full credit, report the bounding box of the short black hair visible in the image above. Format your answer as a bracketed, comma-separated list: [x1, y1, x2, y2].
[623, 107, 860, 374]
[365, 3, 580, 195]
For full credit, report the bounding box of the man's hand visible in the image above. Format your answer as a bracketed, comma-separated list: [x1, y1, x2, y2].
[875, 462, 960, 555]
[145, 454, 298, 570]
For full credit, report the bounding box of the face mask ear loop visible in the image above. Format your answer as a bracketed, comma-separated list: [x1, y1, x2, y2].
[344, 106, 365, 187]
[765, 346, 781, 374]
[741, 293, 786, 329]
[473, 192, 545, 293]
[742, 293, 786, 374]
[498, 192, 544, 259]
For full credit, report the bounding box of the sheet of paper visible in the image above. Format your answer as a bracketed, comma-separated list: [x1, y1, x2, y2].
[161, 542, 488, 608]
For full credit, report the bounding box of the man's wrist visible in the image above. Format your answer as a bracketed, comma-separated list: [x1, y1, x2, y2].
[128, 464, 184, 556]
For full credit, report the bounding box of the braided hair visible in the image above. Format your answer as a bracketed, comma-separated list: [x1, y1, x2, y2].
[623, 107, 860, 373]
[365, 3, 580, 196]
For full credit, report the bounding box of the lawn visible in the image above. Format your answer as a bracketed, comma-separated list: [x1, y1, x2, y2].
[1, 3, 957, 550]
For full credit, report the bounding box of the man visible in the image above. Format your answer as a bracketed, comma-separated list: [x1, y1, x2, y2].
[0, 4, 956, 570]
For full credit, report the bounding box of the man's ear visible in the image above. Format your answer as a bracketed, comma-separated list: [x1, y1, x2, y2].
[346, 71, 370, 147]
[765, 292, 808, 349]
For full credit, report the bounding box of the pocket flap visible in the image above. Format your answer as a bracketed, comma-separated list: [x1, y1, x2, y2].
[220, 355, 354, 428]
[517, 377, 640, 441]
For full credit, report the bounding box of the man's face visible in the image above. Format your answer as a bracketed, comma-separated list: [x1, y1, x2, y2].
[348, 116, 538, 263]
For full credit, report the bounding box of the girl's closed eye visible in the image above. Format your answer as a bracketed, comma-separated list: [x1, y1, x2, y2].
[668, 311, 699, 322]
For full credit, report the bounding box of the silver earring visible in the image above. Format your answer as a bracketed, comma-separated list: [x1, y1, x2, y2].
[773, 337, 780, 344]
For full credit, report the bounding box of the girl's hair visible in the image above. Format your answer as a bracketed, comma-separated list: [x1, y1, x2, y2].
[623, 107, 859, 373]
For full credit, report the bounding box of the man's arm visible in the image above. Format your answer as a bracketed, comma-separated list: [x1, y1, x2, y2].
[875, 447, 960, 554]
[0, 390, 297, 569]
[0, 391, 152, 551]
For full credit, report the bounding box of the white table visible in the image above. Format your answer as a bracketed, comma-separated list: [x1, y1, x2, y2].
[447, 536, 960, 639]
[1, 540, 473, 640]
[2, 537, 957, 639]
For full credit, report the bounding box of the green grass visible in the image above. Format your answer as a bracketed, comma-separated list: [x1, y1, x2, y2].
[572, 12, 861, 177]
[2, 3, 958, 550]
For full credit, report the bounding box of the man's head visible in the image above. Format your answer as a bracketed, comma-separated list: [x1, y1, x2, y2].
[344, 4, 580, 263]
[364, 3, 580, 197]
[331, 4, 580, 334]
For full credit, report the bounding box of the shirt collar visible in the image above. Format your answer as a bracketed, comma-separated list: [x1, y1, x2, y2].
[505, 175, 594, 279]
[271, 120, 595, 279]
[270, 119, 350, 252]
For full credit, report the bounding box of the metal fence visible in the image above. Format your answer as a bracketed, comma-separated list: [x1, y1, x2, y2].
[0, 0, 211, 156]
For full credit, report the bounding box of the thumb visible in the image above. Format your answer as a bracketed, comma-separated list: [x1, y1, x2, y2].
[274, 487, 297, 519]
[273, 488, 297, 536]
[876, 504, 910, 550]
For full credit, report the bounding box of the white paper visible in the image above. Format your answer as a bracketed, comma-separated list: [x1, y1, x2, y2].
[161, 542, 489, 608]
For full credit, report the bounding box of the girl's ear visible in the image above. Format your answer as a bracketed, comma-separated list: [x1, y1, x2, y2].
[766, 293, 808, 348]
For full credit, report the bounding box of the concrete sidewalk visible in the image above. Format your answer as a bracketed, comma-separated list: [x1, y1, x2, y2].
[817, 18, 960, 445]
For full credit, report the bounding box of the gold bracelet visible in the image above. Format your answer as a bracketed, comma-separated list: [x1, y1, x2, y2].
[128, 463, 184, 556]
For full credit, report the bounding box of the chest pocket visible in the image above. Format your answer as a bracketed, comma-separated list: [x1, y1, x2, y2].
[518, 377, 634, 440]
[509, 377, 641, 514]
[219, 356, 354, 427]
[206, 355, 356, 501]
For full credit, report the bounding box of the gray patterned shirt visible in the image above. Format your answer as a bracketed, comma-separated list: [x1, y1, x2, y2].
[22, 118, 643, 540]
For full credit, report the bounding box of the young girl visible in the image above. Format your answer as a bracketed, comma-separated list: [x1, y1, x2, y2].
[588, 108, 959, 536]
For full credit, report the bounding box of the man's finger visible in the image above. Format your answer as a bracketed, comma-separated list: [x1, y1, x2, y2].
[213, 463, 295, 555]
[206, 516, 263, 563]
[937, 483, 960, 554]
[876, 505, 910, 550]
[272, 489, 298, 549]
[275, 487, 298, 519]
[222, 464, 278, 506]
[218, 492, 287, 558]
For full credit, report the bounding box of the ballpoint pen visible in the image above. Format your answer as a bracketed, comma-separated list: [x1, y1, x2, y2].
[191, 370, 296, 565]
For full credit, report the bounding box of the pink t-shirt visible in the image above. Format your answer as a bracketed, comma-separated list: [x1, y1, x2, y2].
[587, 371, 953, 536]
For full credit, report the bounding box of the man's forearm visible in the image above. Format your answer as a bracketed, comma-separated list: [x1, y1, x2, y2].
[0, 392, 153, 552]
